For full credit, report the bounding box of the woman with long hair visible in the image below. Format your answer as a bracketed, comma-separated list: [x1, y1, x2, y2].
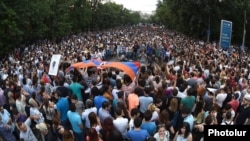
[52, 117, 65, 141]
[62, 129, 74, 141]
[99, 118, 123, 141]
[155, 110, 174, 138]
[167, 97, 179, 129]
[42, 99, 55, 127]
[193, 101, 205, 124]
[122, 74, 136, 96]
[86, 128, 103, 141]
[117, 101, 129, 119]
[173, 122, 192, 141]
[88, 112, 102, 134]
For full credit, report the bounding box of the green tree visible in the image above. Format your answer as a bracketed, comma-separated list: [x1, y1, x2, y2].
[153, 0, 250, 46]
[0, 1, 23, 55]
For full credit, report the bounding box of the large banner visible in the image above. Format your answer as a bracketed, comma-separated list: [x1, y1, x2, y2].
[219, 20, 232, 50]
[65, 59, 141, 81]
[48, 54, 61, 76]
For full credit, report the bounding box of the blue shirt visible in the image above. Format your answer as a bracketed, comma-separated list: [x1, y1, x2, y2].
[67, 111, 83, 133]
[56, 97, 69, 121]
[109, 78, 116, 88]
[184, 114, 194, 131]
[141, 122, 156, 136]
[128, 129, 149, 141]
[69, 82, 84, 101]
[0, 109, 11, 124]
[139, 96, 153, 113]
[98, 108, 113, 123]
[94, 96, 108, 111]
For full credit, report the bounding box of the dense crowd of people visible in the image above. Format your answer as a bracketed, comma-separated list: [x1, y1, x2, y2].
[0, 24, 250, 141]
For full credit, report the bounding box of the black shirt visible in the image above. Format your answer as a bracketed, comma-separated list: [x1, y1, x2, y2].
[44, 129, 57, 141]
[235, 105, 250, 125]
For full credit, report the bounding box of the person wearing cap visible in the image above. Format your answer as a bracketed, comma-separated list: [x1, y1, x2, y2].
[0, 115, 16, 141]
[234, 94, 250, 125]
[36, 122, 57, 141]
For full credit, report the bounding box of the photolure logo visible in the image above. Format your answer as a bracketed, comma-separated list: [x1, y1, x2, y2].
[204, 125, 250, 139]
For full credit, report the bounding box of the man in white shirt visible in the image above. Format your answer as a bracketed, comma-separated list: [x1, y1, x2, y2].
[111, 79, 123, 99]
[216, 88, 227, 108]
[177, 84, 187, 99]
[82, 99, 97, 129]
[128, 108, 140, 130]
[113, 107, 128, 139]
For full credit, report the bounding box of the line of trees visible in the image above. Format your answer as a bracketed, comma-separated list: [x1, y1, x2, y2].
[151, 0, 250, 47]
[2, 0, 249, 57]
[0, 0, 144, 56]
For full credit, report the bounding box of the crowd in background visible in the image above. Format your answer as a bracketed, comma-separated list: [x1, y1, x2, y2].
[0, 24, 250, 141]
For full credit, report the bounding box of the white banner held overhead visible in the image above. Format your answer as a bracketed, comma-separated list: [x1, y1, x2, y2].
[48, 54, 61, 76]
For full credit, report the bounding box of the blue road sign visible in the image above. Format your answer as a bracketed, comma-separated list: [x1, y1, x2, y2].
[219, 20, 232, 50]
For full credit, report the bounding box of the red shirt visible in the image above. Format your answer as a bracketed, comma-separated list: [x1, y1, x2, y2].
[228, 100, 240, 112]
[42, 75, 50, 83]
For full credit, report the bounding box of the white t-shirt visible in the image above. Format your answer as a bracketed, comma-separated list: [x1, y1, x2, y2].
[81, 107, 97, 128]
[216, 93, 227, 108]
[221, 120, 234, 125]
[177, 91, 187, 99]
[150, 111, 159, 122]
[112, 88, 120, 100]
[113, 117, 128, 138]
[15, 95, 26, 115]
[30, 107, 44, 124]
[129, 119, 134, 130]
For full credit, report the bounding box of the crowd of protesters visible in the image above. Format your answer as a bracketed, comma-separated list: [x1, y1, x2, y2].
[0, 24, 250, 141]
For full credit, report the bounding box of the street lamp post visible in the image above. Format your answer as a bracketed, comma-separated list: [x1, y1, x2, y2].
[241, 10, 246, 53]
[207, 14, 211, 43]
[239, 9, 247, 67]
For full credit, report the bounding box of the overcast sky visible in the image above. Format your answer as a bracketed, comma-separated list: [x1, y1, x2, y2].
[111, 0, 158, 14]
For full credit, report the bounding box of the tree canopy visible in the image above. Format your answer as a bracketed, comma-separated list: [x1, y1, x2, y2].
[0, 0, 143, 56]
[152, 0, 250, 47]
